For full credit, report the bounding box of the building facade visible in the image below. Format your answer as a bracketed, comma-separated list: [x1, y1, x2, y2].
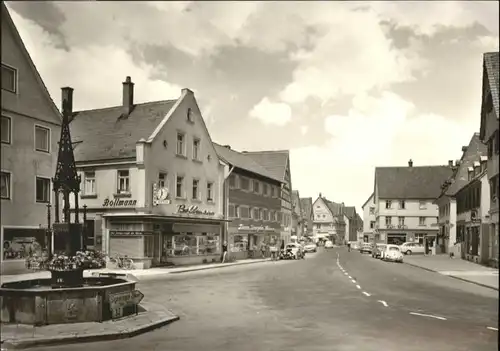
[456, 157, 490, 264]
[69, 79, 226, 269]
[312, 194, 345, 244]
[291, 190, 304, 240]
[373, 160, 453, 252]
[299, 197, 313, 237]
[343, 206, 359, 242]
[435, 134, 487, 256]
[214, 143, 282, 258]
[362, 193, 376, 243]
[1, 4, 62, 275]
[244, 151, 293, 246]
[478, 51, 499, 268]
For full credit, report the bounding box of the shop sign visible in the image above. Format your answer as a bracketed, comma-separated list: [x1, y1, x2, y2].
[109, 290, 144, 319]
[177, 204, 215, 216]
[152, 183, 170, 206]
[103, 198, 137, 207]
[110, 231, 153, 237]
[237, 225, 276, 233]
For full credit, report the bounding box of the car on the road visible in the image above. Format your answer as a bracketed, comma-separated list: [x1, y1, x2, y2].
[303, 242, 317, 253]
[349, 241, 360, 250]
[399, 242, 425, 255]
[284, 243, 304, 259]
[381, 245, 404, 263]
[371, 244, 386, 258]
[359, 243, 372, 254]
[324, 240, 334, 249]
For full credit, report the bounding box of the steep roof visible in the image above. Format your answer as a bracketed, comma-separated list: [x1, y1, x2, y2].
[375, 165, 453, 199]
[343, 206, 356, 219]
[442, 133, 487, 197]
[484, 52, 499, 119]
[213, 143, 282, 183]
[291, 190, 301, 214]
[2, 3, 61, 125]
[242, 150, 289, 182]
[300, 197, 313, 217]
[70, 100, 177, 162]
[361, 193, 374, 209]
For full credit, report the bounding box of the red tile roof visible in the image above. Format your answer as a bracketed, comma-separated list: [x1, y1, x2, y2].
[242, 150, 289, 182]
[375, 165, 453, 199]
[213, 143, 282, 183]
[70, 100, 177, 162]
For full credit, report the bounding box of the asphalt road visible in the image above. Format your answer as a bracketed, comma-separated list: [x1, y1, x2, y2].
[35, 248, 498, 351]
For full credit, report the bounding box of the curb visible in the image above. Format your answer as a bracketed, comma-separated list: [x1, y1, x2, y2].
[404, 262, 499, 291]
[169, 259, 270, 274]
[1, 314, 179, 350]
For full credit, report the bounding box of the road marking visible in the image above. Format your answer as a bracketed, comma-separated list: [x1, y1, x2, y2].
[344, 272, 348, 275]
[378, 300, 388, 307]
[356, 285, 361, 289]
[362, 292, 371, 297]
[409, 312, 447, 321]
[348, 275, 352, 279]
[351, 279, 356, 283]
[487, 327, 498, 331]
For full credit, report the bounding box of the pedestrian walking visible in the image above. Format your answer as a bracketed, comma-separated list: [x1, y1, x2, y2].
[260, 241, 266, 258]
[347, 242, 351, 252]
[270, 241, 278, 261]
[221, 241, 228, 263]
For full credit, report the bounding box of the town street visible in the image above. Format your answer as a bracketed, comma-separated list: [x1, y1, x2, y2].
[35, 249, 498, 351]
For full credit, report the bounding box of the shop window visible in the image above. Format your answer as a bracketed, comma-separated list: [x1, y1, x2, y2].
[207, 182, 214, 202]
[1, 64, 17, 93]
[3, 228, 47, 260]
[117, 170, 130, 193]
[84, 171, 96, 195]
[168, 233, 220, 256]
[231, 235, 247, 252]
[1, 171, 11, 199]
[1, 116, 11, 144]
[36, 176, 50, 203]
[35, 125, 50, 153]
[192, 179, 199, 200]
[144, 235, 154, 258]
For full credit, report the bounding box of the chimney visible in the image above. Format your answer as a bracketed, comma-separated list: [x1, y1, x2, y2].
[448, 160, 453, 167]
[122, 76, 134, 117]
[61, 87, 74, 118]
[408, 159, 413, 167]
[462, 146, 468, 152]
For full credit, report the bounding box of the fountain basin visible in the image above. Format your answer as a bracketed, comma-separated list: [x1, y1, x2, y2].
[0, 276, 137, 325]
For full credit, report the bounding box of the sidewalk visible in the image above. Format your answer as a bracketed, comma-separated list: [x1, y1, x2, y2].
[0, 258, 270, 284]
[404, 255, 499, 291]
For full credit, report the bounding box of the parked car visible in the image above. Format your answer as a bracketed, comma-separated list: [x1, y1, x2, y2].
[350, 241, 360, 250]
[324, 240, 334, 249]
[283, 243, 304, 259]
[359, 243, 372, 254]
[382, 245, 404, 263]
[371, 244, 386, 258]
[303, 242, 317, 253]
[399, 242, 425, 255]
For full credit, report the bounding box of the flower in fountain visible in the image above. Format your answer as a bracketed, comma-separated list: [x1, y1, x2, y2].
[25, 250, 106, 271]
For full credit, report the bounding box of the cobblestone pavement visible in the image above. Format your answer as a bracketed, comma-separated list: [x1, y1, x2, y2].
[28, 249, 499, 351]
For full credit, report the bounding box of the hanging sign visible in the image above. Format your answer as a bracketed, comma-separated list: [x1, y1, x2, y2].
[103, 198, 137, 207]
[177, 204, 215, 216]
[152, 183, 170, 206]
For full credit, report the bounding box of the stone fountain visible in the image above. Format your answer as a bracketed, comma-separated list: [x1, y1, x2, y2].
[0, 88, 143, 326]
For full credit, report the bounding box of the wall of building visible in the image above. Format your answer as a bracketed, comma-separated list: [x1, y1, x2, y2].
[363, 196, 376, 234]
[281, 161, 293, 244]
[312, 197, 336, 239]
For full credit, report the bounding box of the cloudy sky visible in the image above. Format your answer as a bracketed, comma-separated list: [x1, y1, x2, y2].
[6, 1, 499, 213]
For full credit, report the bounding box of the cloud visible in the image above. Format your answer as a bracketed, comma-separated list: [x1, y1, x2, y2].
[290, 92, 477, 213]
[9, 8, 182, 111]
[249, 97, 292, 126]
[300, 126, 309, 135]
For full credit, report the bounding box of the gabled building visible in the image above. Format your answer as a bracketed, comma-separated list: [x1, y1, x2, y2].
[1, 4, 62, 275]
[312, 194, 346, 244]
[342, 206, 358, 243]
[68, 78, 226, 268]
[361, 193, 376, 242]
[373, 160, 453, 251]
[434, 134, 487, 256]
[355, 213, 364, 242]
[243, 150, 293, 245]
[291, 190, 304, 240]
[478, 51, 499, 268]
[213, 143, 282, 258]
[455, 155, 490, 264]
[299, 197, 313, 237]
